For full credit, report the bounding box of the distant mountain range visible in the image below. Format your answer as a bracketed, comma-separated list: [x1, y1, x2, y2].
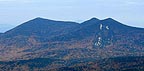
[0, 17, 144, 71]
[0, 24, 15, 33]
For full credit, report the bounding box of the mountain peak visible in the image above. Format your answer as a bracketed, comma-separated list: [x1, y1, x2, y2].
[35, 17, 44, 19]
[101, 18, 122, 25]
[81, 18, 100, 25]
[26, 17, 56, 24]
[32, 17, 49, 21]
[89, 17, 100, 21]
[103, 18, 118, 22]
[105, 18, 113, 20]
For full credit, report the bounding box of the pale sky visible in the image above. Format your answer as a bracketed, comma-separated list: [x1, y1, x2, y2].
[0, 0, 144, 32]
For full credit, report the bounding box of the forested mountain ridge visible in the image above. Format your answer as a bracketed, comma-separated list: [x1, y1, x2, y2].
[0, 17, 144, 71]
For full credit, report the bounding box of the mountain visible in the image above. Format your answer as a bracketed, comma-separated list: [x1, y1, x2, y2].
[0, 17, 79, 60]
[0, 17, 144, 70]
[4, 17, 79, 39]
[0, 17, 79, 48]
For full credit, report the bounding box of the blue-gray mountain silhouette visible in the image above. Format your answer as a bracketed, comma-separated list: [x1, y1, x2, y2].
[0, 17, 144, 62]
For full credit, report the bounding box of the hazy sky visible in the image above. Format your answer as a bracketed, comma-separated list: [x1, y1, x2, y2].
[0, 0, 144, 32]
